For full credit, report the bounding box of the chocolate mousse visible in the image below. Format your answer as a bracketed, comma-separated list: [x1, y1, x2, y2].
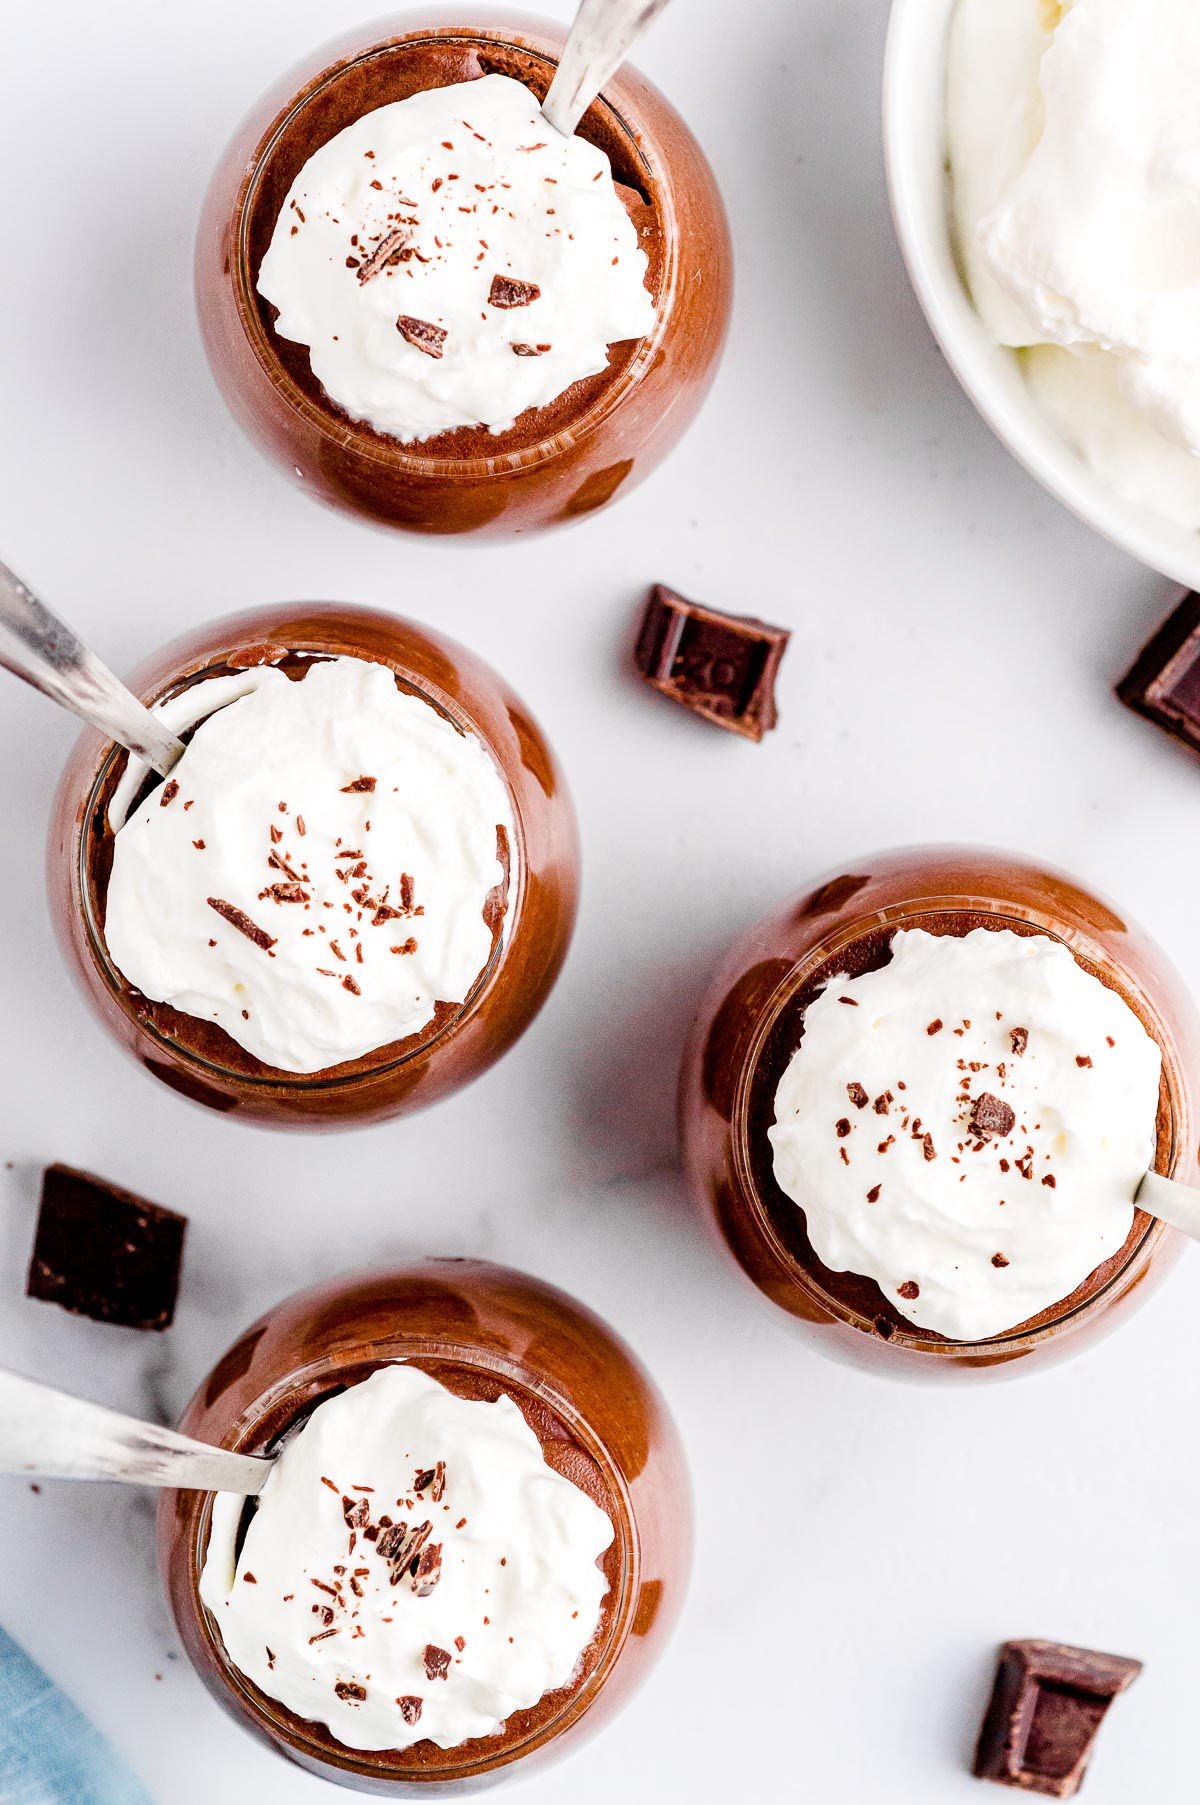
[195, 16, 731, 535]
[47, 604, 579, 1127]
[680, 849, 1200, 1374]
[160, 1261, 691, 1788]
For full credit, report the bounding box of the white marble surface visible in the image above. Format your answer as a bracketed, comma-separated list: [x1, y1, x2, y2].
[1, 1, 1199, 1800]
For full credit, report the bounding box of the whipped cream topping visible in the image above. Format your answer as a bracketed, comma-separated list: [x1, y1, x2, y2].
[103, 656, 514, 1074]
[258, 73, 656, 443]
[948, 0, 1200, 529]
[769, 928, 1161, 1341]
[199, 1366, 615, 1753]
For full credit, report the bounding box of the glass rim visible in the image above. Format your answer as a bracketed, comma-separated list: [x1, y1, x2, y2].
[77, 646, 527, 1093]
[228, 26, 679, 480]
[185, 1341, 641, 1783]
[730, 894, 1183, 1357]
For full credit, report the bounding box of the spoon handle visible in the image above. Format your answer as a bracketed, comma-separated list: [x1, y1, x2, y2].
[0, 1371, 273, 1495]
[542, 0, 674, 137]
[0, 560, 185, 780]
[1137, 1169, 1200, 1243]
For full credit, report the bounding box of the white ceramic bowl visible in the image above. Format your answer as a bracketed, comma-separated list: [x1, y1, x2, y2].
[883, 0, 1200, 588]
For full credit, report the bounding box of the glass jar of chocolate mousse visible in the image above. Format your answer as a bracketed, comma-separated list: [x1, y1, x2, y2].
[680, 847, 1200, 1378]
[195, 10, 732, 537]
[160, 1260, 690, 1793]
[47, 603, 578, 1127]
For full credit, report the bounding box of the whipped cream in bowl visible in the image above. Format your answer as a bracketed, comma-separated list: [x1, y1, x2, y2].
[884, 0, 1200, 583]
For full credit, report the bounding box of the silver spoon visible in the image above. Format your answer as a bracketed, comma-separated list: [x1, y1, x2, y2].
[1137, 1169, 1200, 1242]
[0, 1370, 271, 1494]
[0, 559, 185, 779]
[542, 0, 673, 138]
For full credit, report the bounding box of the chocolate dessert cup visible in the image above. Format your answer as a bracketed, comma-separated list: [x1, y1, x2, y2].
[47, 603, 578, 1127]
[680, 847, 1200, 1377]
[195, 10, 732, 537]
[160, 1260, 691, 1793]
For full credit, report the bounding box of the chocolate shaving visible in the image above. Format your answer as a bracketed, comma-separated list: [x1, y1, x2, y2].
[992, 1252, 1009, 1268]
[411, 1543, 443, 1597]
[413, 1462, 446, 1501]
[356, 227, 411, 283]
[398, 1695, 423, 1726]
[341, 776, 377, 793]
[969, 1093, 1016, 1140]
[159, 780, 179, 807]
[397, 315, 447, 357]
[897, 1280, 920, 1301]
[206, 897, 276, 951]
[342, 975, 362, 996]
[377, 1520, 432, 1585]
[835, 1118, 852, 1138]
[1010, 1027, 1029, 1056]
[927, 1018, 943, 1035]
[424, 1644, 451, 1682]
[488, 274, 540, 307]
[847, 1082, 869, 1109]
[268, 849, 302, 882]
[261, 882, 309, 904]
[335, 1681, 367, 1703]
[342, 1495, 370, 1530]
[512, 342, 552, 356]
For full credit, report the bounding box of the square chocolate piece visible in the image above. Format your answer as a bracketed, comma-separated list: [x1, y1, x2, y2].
[634, 584, 789, 742]
[1117, 590, 1200, 757]
[26, 1164, 187, 1331]
[973, 1639, 1141, 1798]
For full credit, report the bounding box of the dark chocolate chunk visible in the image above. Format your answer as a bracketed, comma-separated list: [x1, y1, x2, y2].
[969, 1093, 1016, 1140]
[26, 1165, 187, 1331]
[341, 776, 377, 793]
[511, 342, 551, 356]
[847, 1082, 870, 1110]
[398, 1695, 423, 1725]
[897, 1280, 920, 1301]
[396, 316, 447, 358]
[335, 1680, 367, 1703]
[1117, 590, 1200, 759]
[488, 274, 541, 308]
[973, 1639, 1141, 1797]
[1010, 1028, 1029, 1057]
[424, 1644, 451, 1682]
[633, 584, 790, 743]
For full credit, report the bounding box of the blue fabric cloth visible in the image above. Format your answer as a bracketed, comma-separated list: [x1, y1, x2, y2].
[0, 1627, 153, 1804]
